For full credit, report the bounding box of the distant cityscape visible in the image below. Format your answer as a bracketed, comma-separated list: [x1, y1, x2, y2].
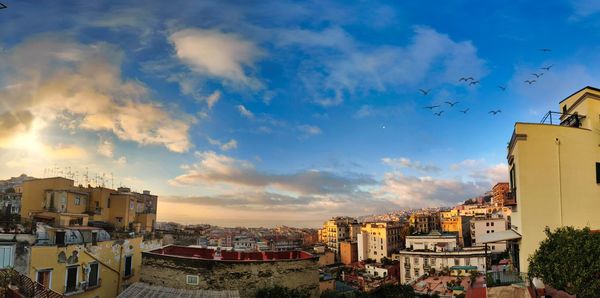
[2, 86, 599, 297]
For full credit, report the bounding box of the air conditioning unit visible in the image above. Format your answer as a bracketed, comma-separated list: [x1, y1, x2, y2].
[79, 281, 88, 289]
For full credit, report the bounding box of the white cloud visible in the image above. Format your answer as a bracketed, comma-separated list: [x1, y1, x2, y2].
[207, 138, 238, 151]
[206, 90, 221, 109]
[382, 157, 441, 173]
[115, 156, 127, 165]
[0, 35, 193, 153]
[279, 26, 487, 106]
[97, 136, 114, 158]
[237, 105, 255, 119]
[169, 28, 263, 88]
[297, 125, 322, 137]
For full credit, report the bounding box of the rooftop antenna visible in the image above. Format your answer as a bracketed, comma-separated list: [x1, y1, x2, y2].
[84, 168, 89, 185]
[111, 172, 114, 189]
[101, 173, 106, 187]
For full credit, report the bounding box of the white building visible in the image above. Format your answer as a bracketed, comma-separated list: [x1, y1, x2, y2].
[470, 216, 507, 253]
[365, 263, 390, 278]
[233, 236, 256, 251]
[395, 232, 487, 284]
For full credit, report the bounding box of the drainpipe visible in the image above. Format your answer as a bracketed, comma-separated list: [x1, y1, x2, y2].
[555, 138, 564, 226]
[117, 245, 123, 293]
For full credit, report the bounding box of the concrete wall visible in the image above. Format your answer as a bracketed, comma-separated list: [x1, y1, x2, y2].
[140, 252, 320, 297]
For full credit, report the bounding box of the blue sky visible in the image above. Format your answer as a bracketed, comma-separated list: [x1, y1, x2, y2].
[1, 0, 600, 227]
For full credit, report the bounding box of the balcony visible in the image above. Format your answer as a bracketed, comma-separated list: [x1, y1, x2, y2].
[136, 208, 157, 215]
[85, 207, 103, 215]
[504, 191, 517, 206]
[0, 269, 64, 298]
[540, 110, 585, 127]
[486, 271, 529, 287]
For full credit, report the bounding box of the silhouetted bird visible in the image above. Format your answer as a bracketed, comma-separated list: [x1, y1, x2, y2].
[419, 88, 432, 95]
[469, 81, 480, 86]
[531, 73, 544, 78]
[0, 3, 6, 9]
[445, 101, 459, 107]
[498, 85, 506, 91]
[489, 110, 502, 115]
[434, 111, 444, 116]
[460, 108, 470, 114]
[539, 48, 552, 52]
[524, 80, 536, 84]
[541, 65, 554, 71]
[423, 105, 440, 110]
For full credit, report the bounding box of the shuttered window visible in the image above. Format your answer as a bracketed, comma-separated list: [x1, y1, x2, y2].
[0, 246, 14, 268]
[596, 163, 600, 184]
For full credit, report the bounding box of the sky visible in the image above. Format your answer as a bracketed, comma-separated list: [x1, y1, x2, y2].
[1, 1, 600, 227]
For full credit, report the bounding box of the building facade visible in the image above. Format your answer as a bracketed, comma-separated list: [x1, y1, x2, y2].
[357, 221, 402, 262]
[409, 212, 441, 234]
[504, 86, 600, 272]
[319, 217, 360, 256]
[339, 241, 357, 265]
[140, 246, 320, 297]
[470, 216, 507, 253]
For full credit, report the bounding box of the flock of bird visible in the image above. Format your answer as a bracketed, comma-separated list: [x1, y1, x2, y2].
[420, 48, 555, 118]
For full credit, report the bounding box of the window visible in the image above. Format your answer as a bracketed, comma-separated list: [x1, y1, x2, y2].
[491, 222, 494, 226]
[65, 266, 78, 293]
[124, 255, 133, 277]
[0, 246, 14, 268]
[186, 275, 199, 285]
[454, 258, 459, 266]
[56, 231, 66, 246]
[75, 196, 81, 205]
[107, 198, 111, 208]
[486, 222, 489, 226]
[88, 263, 99, 288]
[596, 163, 600, 184]
[36, 270, 52, 289]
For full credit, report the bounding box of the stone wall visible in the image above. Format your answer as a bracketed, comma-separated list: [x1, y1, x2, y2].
[140, 252, 320, 297]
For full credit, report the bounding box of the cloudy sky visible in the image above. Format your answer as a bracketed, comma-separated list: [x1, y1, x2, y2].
[1, 1, 599, 227]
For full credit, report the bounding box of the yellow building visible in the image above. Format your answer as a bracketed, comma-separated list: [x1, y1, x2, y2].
[29, 227, 162, 297]
[357, 221, 402, 262]
[319, 217, 360, 256]
[500, 86, 600, 273]
[20, 178, 157, 233]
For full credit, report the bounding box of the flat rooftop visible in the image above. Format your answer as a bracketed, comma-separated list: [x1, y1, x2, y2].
[148, 245, 316, 262]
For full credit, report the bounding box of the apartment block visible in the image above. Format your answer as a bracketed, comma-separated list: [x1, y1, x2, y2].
[470, 216, 507, 253]
[357, 221, 402, 262]
[319, 217, 360, 256]
[497, 86, 600, 273]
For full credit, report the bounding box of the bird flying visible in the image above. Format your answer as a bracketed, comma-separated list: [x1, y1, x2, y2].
[498, 85, 506, 91]
[541, 65, 554, 71]
[423, 105, 440, 110]
[434, 111, 444, 116]
[524, 80, 536, 84]
[489, 110, 502, 115]
[445, 101, 459, 107]
[531, 73, 544, 78]
[419, 88, 432, 95]
[460, 108, 470, 114]
[539, 48, 552, 52]
[469, 80, 480, 86]
[0, 3, 6, 9]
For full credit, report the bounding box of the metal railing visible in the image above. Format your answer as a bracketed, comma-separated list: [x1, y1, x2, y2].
[0, 268, 64, 298]
[540, 111, 584, 127]
[486, 271, 528, 287]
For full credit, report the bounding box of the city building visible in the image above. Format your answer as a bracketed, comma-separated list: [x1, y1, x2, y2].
[440, 210, 472, 247]
[339, 241, 357, 265]
[496, 86, 600, 273]
[395, 231, 487, 284]
[470, 216, 507, 253]
[491, 182, 510, 207]
[357, 221, 402, 262]
[20, 177, 157, 233]
[319, 217, 360, 256]
[140, 246, 320, 297]
[409, 212, 440, 234]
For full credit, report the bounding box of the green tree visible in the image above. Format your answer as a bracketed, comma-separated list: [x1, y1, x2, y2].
[528, 226, 600, 298]
[255, 286, 310, 298]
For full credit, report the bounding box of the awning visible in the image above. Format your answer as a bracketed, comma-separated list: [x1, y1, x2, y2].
[450, 266, 478, 271]
[478, 229, 522, 243]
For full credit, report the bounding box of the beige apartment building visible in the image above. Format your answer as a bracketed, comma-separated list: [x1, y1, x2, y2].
[470, 216, 507, 253]
[20, 177, 157, 233]
[357, 221, 402, 262]
[319, 217, 360, 256]
[485, 86, 600, 273]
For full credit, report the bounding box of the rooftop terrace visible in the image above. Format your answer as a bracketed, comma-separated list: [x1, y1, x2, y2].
[148, 245, 316, 262]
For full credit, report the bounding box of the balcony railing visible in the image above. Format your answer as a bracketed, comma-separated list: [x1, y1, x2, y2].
[0, 268, 64, 298]
[504, 191, 517, 206]
[85, 207, 103, 215]
[540, 111, 585, 127]
[486, 271, 528, 287]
